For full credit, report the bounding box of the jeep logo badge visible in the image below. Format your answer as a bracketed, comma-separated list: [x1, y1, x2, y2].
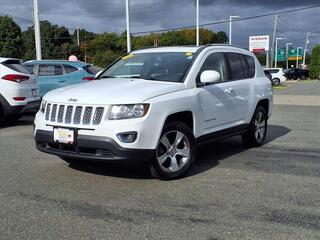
[68, 98, 78, 102]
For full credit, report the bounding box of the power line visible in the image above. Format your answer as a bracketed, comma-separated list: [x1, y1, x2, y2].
[0, 12, 33, 23]
[131, 4, 320, 35]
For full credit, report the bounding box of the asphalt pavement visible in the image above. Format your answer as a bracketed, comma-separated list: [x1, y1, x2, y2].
[0, 81, 319, 240]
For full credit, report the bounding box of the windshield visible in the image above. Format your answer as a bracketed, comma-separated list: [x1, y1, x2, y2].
[99, 52, 195, 82]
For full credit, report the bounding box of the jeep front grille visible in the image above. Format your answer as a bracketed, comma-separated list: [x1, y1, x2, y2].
[44, 103, 105, 126]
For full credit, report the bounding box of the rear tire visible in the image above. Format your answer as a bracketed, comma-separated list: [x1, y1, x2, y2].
[5, 114, 22, 122]
[0, 104, 4, 122]
[242, 106, 268, 148]
[272, 78, 280, 86]
[150, 121, 196, 180]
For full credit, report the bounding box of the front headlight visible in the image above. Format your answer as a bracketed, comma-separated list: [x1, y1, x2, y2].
[40, 100, 47, 113]
[108, 104, 150, 120]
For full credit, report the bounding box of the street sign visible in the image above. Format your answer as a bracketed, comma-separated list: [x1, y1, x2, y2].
[275, 48, 303, 62]
[276, 49, 286, 62]
[288, 48, 303, 60]
[288, 56, 303, 61]
[249, 35, 269, 52]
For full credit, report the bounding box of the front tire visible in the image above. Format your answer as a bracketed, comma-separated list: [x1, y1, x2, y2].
[59, 156, 79, 165]
[150, 121, 196, 180]
[242, 106, 268, 147]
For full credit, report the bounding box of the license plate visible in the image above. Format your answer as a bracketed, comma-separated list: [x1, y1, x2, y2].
[53, 128, 74, 144]
[32, 89, 37, 97]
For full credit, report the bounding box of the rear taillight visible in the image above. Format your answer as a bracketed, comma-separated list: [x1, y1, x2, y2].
[2, 74, 29, 83]
[82, 77, 95, 81]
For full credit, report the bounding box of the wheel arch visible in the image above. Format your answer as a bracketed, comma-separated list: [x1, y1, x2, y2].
[163, 111, 194, 134]
[256, 99, 269, 117]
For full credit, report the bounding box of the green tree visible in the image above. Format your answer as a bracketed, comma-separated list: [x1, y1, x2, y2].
[0, 16, 23, 58]
[213, 31, 228, 43]
[92, 50, 122, 68]
[309, 45, 320, 79]
[16, 19, 227, 67]
[22, 20, 75, 60]
[255, 53, 266, 66]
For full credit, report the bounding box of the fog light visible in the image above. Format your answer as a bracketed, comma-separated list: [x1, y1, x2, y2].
[117, 132, 137, 143]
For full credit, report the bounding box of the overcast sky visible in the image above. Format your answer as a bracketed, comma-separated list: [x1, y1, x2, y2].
[1, 0, 320, 50]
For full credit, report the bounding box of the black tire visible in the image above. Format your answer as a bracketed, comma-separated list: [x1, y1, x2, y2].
[150, 121, 196, 180]
[59, 156, 79, 165]
[272, 78, 280, 86]
[242, 106, 268, 148]
[0, 104, 4, 122]
[5, 114, 22, 122]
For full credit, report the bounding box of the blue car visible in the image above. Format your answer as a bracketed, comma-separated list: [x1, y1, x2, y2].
[23, 60, 98, 97]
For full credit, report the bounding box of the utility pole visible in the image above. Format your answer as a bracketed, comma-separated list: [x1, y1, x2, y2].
[84, 31, 87, 62]
[125, 0, 131, 52]
[77, 27, 80, 47]
[196, 0, 199, 46]
[229, 16, 240, 45]
[302, 32, 310, 68]
[271, 15, 279, 68]
[33, 0, 42, 60]
[266, 51, 269, 68]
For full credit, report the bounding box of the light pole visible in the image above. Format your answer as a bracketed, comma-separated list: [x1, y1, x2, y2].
[296, 47, 303, 68]
[196, 0, 199, 46]
[275, 37, 284, 68]
[286, 42, 292, 69]
[229, 16, 240, 45]
[125, 0, 131, 53]
[302, 32, 310, 68]
[33, 0, 42, 60]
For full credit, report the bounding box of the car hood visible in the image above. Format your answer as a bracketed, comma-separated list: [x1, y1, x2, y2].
[44, 78, 185, 104]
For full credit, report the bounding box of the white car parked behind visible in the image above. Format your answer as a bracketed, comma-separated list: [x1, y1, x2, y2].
[263, 68, 286, 85]
[0, 58, 40, 121]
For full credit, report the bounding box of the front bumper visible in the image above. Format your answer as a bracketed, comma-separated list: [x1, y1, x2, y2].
[35, 130, 155, 164]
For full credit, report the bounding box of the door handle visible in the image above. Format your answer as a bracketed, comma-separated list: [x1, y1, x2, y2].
[58, 80, 67, 83]
[224, 88, 234, 94]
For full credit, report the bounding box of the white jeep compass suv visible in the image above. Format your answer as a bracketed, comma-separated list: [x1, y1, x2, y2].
[0, 58, 40, 121]
[34, 45, 272, 179]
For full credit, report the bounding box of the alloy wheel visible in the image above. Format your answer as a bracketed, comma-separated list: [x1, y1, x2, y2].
[156, 131, 191, 173]
[254, 111, 266, 143]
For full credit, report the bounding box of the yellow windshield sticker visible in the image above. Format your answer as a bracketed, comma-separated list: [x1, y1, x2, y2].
[185, 52, 193, 56]
[122, 54, 134, 60]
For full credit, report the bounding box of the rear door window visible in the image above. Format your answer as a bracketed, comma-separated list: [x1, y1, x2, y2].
[226, 53, 246, 80]
[38, 64, 63, 76]
[83, 65, 98, 75]
[2, 60, 30, 74]
[239, 54, 250, 78]
[245, 55, 255, 78]
[24, 64, 35, 74]
[63, 65, 78, 74]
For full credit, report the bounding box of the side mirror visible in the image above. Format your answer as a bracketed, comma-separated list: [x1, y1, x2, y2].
[200, 70, 221, 84]
[95, 70, 103, 79]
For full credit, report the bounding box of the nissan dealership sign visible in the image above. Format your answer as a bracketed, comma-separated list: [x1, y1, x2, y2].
[249, 35, 270, 52]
